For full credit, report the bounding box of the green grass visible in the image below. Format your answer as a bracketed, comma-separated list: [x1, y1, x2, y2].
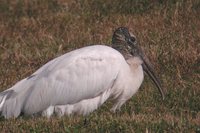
[0, 0, 199, 132]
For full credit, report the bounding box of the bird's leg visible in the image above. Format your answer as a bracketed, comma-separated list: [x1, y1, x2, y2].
[84, 118, 87, 126]
[110, 100, 126, 113]
[83, 114, 92, 126]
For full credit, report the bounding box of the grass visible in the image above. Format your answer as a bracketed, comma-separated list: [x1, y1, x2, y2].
[0, 0, 199, 132]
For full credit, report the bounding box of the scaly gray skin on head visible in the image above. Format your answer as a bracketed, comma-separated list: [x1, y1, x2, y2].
[112, 27, 165, 100]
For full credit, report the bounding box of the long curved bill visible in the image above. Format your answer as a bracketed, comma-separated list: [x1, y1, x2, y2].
[134, 46, 165, 100]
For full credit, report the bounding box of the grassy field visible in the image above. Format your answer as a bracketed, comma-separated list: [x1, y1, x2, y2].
[0, 0, 199, 132]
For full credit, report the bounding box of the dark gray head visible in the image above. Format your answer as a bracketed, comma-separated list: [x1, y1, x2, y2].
[112, 27, 165, 100]
[112, 27, 137, 59]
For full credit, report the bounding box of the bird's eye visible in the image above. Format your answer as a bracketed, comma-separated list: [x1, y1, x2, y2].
[130, 37, 136, 42]
[127, 36, 136, 47]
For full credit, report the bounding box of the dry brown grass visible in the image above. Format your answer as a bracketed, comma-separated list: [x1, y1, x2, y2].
[0, 0, 199, 132]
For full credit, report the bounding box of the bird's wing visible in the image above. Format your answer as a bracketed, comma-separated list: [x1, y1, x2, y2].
[23, 45, 125, 114]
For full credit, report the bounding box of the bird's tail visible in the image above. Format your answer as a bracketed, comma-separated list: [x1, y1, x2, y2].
[0, 78, 33, 118]
[0, 90, 14, 112]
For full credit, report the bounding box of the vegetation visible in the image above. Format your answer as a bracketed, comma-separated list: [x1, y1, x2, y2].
[0, 0, 199, 132]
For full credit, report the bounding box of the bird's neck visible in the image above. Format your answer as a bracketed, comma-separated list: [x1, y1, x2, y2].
[112, 42, 132, 60]
[126, 57, 143, 69]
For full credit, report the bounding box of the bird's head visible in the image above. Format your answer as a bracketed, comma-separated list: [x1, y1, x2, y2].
[112, 27, 137, 59]
[112, 27, 165, 100]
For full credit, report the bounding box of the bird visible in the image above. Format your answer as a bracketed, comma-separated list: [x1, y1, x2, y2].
[0, 27, 165, 119]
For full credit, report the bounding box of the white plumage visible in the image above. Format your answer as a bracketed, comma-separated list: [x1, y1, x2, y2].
[0, 27, 164, 119]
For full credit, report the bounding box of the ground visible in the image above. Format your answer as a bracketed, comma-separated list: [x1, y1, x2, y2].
[0, 0, 199, 132]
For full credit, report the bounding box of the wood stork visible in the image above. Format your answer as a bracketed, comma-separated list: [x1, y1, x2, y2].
[0, 27, 165, 119]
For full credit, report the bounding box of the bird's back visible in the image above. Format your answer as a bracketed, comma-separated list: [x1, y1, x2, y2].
[32, 45, 125, 77]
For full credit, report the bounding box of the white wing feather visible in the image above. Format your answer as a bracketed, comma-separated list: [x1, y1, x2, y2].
[1, 45, 125, 118]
